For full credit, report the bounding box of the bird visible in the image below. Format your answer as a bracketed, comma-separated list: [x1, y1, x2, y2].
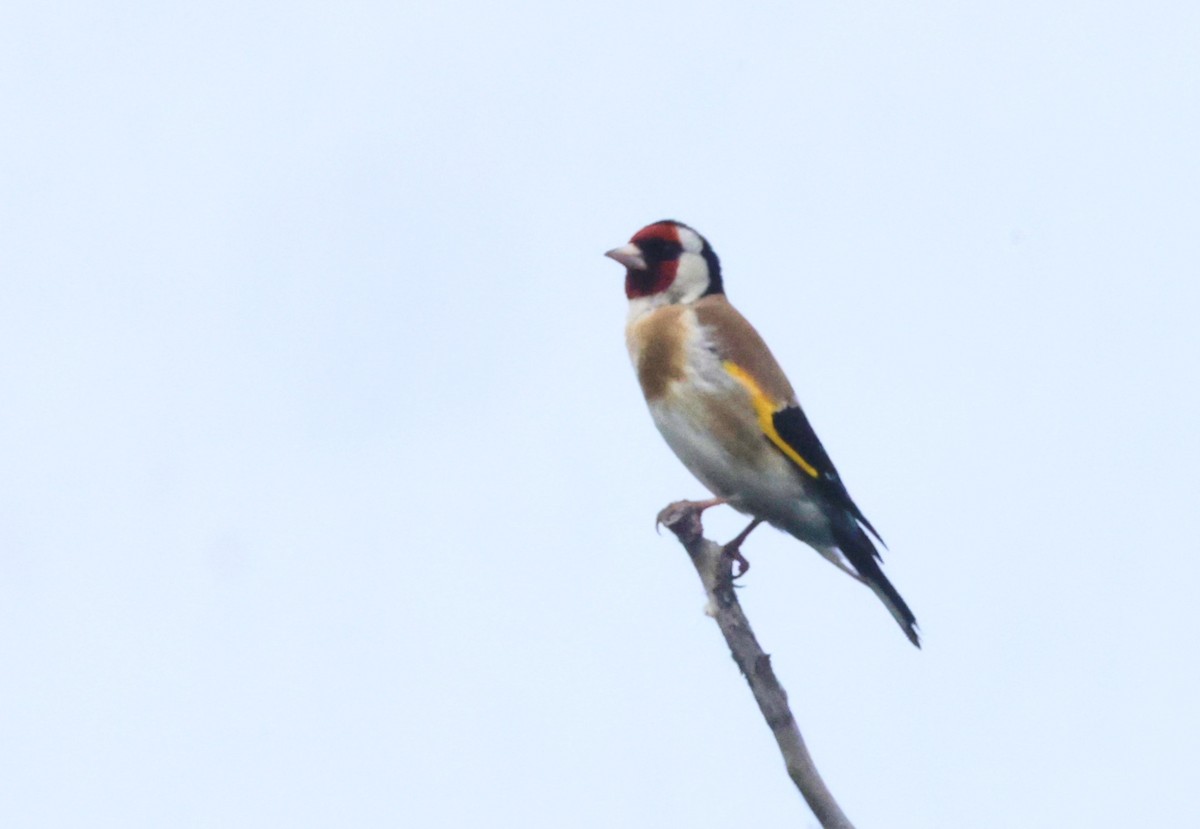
[606, 219, 919, 647]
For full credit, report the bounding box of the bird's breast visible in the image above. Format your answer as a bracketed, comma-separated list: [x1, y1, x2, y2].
[625, 303, 694, 402]
[626, 303, 753, 443]
[627, 303, 797, 504]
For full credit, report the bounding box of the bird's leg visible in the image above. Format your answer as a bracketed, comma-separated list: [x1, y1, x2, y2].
[723, 517, 763, 579]
[691, 496, 728, 513]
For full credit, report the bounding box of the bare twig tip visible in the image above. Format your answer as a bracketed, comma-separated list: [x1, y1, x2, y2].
[655, 500, 705, 545]
[656, 499, 856, 829]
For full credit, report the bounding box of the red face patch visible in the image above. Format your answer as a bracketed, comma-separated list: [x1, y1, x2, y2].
[630, 221, 680, 247]
[625, 222, 683, 299]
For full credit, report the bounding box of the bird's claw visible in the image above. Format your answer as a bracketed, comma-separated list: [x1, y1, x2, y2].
[724, 546, 751, 579]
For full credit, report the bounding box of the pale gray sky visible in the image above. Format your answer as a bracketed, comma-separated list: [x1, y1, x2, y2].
[2, 2, 1198, 827]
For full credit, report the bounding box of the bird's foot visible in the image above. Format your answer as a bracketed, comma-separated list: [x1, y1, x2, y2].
[724, 546, 751, 579]
[722, 517, 764, 580]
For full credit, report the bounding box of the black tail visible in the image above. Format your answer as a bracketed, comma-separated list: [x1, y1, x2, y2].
[832, 520, 921, 648]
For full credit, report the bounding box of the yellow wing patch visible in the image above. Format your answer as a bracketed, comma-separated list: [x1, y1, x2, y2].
[722, 361, 820, 479]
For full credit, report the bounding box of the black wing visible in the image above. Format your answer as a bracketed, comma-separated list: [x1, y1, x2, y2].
[771, 404, 885, 546]
[773, 404, 917, 646]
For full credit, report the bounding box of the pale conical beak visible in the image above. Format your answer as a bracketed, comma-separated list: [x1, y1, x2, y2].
[605, 243, 647, 271]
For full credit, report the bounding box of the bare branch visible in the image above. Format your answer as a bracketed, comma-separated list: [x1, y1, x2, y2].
[656, 500, 856, 829]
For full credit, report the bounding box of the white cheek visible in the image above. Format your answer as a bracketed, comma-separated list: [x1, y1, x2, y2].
[675, 225, 704, 254]
[670, 252, 710, 303]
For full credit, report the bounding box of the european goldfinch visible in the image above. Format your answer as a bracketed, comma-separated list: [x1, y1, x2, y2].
[607, 219, 919, 647]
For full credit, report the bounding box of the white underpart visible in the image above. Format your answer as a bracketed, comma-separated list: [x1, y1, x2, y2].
[635, 309, 840, 554]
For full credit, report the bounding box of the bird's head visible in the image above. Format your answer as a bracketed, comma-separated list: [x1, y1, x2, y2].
[605, 220, 723, 304]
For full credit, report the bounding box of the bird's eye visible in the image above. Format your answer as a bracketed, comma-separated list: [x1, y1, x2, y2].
[639, 238, 683, 263]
